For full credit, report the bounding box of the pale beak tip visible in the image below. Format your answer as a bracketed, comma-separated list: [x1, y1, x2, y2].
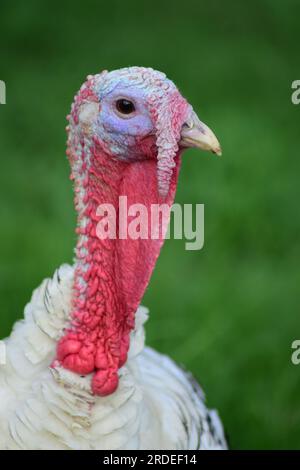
[180, 110, 222, 158]
[212, 146, 222, 157]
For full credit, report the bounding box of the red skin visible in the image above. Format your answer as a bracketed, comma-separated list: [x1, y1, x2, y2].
[55, 78, 185, 396]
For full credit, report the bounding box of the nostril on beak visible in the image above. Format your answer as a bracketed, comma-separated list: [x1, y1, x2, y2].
[180, 110, 222, 156]
[182, 119, 194, 130]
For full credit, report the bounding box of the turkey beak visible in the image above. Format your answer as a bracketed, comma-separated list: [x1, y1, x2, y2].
[180, 110, 222, 156]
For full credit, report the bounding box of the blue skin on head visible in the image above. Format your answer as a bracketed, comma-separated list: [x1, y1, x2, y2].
[94, 72, 177, 159]
[96, 85, 154, 158]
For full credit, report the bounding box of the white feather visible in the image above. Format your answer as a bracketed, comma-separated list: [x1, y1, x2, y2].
[0, 265, 227, 450]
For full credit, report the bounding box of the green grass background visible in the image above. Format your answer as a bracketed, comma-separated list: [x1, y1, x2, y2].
[0, 0, 299, 449]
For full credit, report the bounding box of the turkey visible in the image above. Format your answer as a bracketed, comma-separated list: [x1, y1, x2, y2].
[0, 67, 226, 450]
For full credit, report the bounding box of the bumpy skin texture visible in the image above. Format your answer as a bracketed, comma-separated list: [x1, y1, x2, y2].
[56, 67, 190, 396]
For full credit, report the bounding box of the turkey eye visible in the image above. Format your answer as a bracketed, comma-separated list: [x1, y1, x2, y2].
[116, 99, 135, 115]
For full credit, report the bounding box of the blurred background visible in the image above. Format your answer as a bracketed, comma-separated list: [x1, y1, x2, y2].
[0, 0, 299, 449]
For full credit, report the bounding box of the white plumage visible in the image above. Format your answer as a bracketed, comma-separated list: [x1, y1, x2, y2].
[0, 264, 226, 450]
[0, 67, 227, 450]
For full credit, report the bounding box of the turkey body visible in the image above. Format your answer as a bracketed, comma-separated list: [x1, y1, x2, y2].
[0, 265, 226, 450]
[0, 67, 227, 450]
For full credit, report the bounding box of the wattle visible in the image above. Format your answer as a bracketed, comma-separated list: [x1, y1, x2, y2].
[56, 137, 182, 396]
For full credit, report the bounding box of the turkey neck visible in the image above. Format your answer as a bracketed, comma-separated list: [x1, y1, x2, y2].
[74, 139, 130, 356]
[56, 136, 129, 395]
[56, 134, 181, 396]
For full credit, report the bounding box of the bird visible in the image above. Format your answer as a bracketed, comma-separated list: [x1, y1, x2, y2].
[0, 66, 226, 450]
